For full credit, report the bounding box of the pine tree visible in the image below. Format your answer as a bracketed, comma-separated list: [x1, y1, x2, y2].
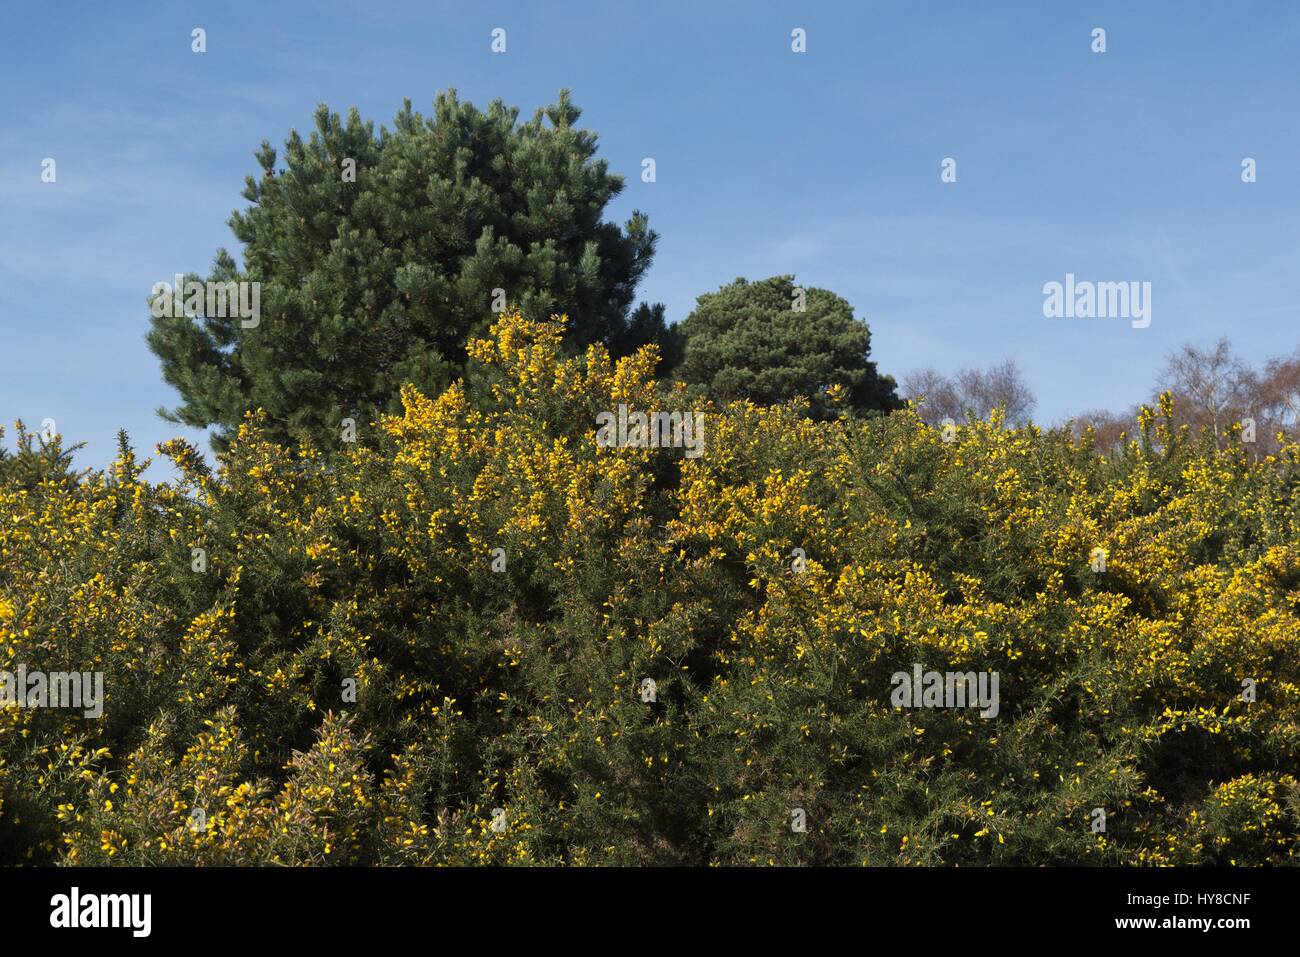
[147, 89, 659, 450]
[676, 276, 900, 417]
[607, 302, 685, 374]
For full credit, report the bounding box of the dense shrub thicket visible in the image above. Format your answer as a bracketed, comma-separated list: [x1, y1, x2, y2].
[2, 312, 1298, 865]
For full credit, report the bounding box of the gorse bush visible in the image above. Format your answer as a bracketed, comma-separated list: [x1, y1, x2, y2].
[2, 314, 1298, 865]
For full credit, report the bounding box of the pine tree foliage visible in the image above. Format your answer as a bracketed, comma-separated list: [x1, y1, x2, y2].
[676, 276, 900, 418]
[147, 89, 659, 450]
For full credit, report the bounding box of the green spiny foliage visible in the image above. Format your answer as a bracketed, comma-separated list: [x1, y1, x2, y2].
[4, 318, 1299, 866]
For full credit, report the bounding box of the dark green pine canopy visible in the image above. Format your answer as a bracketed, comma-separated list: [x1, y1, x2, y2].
[147, 89, 662, 452]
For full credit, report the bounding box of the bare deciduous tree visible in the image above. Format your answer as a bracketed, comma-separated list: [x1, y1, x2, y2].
[1067, 408, 1133, 454]
[902, 359, 1035, 427]
[1068, 338, 1300, 459]
[1155, 338, 1255, 449]
[1256, 349, 1300, 440]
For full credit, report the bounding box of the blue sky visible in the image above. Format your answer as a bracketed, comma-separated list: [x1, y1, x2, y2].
[3, 1, 1299, 472]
